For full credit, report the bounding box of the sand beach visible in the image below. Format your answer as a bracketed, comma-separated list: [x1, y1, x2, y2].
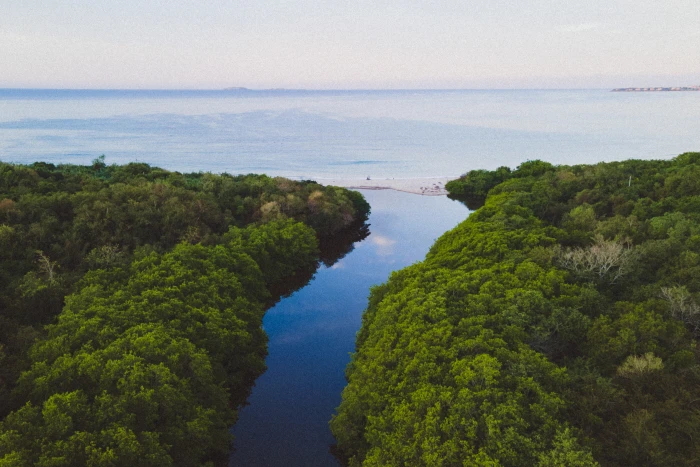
[317, 176, 456, 196]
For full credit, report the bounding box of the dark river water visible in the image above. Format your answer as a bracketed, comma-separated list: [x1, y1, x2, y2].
[229, 189, 470, 466]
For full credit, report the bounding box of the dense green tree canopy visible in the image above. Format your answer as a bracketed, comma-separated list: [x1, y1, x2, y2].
[0, 160, 369, 465]
[333, 153, 700, 466]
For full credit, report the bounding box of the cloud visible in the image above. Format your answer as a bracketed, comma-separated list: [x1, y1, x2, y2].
[370, 234, 396, 256]
[556, 23, 604, 33]
[371, 235, 396, 247]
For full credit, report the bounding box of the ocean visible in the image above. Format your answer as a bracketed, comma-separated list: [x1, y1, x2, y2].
[1, 89, 698, 179]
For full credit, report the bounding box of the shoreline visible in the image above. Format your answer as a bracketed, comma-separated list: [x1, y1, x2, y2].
[315, 176, 457, 196]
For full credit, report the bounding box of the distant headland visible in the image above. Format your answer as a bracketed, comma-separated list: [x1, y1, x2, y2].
[612, 85, 700, 92]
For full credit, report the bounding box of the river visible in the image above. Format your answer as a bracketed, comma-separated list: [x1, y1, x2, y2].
[229, 189, 470, 466]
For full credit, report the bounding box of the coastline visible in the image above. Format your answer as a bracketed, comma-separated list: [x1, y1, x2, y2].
[612, 86, 700, 92]
[316, 176, 456, 196]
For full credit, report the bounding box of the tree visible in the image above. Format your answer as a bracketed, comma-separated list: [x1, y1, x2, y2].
[556, 234, 635, 284]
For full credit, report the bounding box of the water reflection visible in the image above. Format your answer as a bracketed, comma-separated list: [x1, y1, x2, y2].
[447, 193, 486, 211]
[229, 190, 469, 467]
[264, 218, 370, 308]
[368, 233, 397, 257]
[318, 219, 371, 268]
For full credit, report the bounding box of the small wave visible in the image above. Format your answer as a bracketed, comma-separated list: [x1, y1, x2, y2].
[328, 160, 389, 166]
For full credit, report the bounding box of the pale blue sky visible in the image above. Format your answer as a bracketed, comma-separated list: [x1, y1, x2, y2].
[1, 0, 699, 89]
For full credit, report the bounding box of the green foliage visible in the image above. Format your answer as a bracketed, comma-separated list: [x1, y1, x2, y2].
[224, 219, 319, 286]
[333, 153, 700, 466]
[514, 159, 556, 178]
[536, 429, 599, 466]
[332, 189, 597, 465]
[447, 167, 511, 197]
[0, 220, 321, 464]
[0, 160, 369, 464]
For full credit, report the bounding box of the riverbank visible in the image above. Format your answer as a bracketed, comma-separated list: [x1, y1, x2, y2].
[229, 189, 470, 466]
[317, 176, 456, 196]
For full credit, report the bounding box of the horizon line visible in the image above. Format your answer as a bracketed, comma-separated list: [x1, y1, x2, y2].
[0, 86, 615, 92]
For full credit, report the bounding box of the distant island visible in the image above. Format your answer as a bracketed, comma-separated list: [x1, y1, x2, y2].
[613, 85, 700, 92]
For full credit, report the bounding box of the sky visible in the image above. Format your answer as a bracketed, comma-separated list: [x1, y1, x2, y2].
[1, 0, 699, 89]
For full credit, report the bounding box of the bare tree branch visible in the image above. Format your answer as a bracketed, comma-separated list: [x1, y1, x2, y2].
[556, 235, 634, 284]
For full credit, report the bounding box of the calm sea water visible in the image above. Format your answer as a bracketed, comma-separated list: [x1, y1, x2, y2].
[1, 89, 699, 180]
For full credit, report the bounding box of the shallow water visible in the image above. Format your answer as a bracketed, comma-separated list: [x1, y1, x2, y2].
[229, 189, 469, 466]
[1, 89, 698, 179]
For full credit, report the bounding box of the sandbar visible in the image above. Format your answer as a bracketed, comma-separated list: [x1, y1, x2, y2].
[316, 176, 457, 196]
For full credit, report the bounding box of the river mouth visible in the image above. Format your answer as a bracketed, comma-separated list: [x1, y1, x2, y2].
[229, 189, 470, 467]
